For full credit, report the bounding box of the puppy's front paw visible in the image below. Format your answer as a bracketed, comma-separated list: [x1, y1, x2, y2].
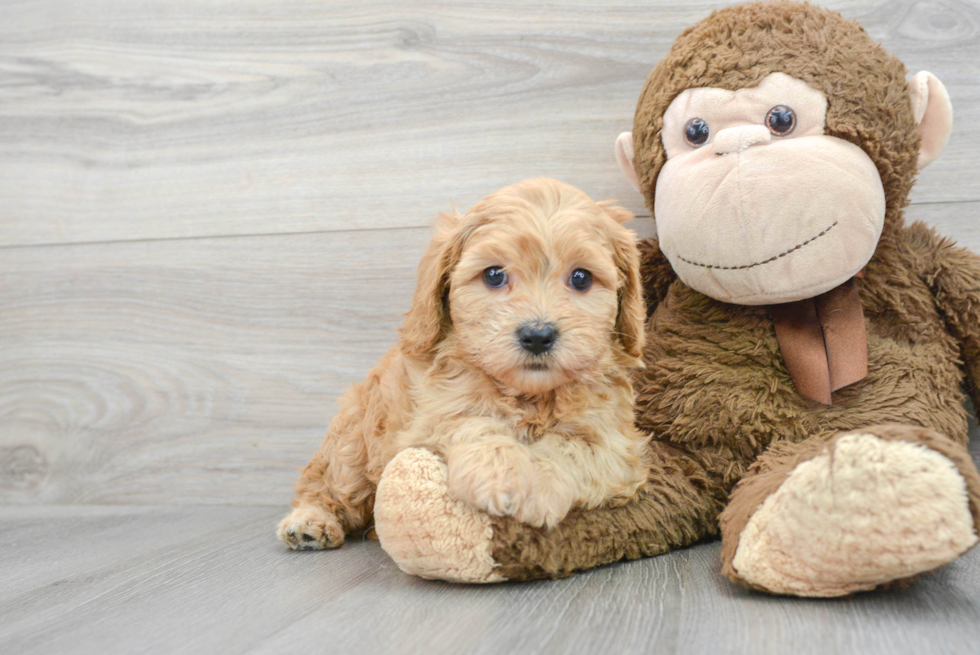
[514, 467, 576, 529]
[277, 505, 345, 550]
[448, 442, 534, 518]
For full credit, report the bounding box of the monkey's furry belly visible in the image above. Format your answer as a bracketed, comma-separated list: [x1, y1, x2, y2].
[633, 281, 969, 469]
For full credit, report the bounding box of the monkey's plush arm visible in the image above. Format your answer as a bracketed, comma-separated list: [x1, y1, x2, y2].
[638, 238, 677, 318]
[373, 440, 721, 582]
[907, 222, 980, 409]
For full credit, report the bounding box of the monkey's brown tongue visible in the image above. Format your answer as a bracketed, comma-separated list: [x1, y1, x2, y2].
[769, 277, 867, 405]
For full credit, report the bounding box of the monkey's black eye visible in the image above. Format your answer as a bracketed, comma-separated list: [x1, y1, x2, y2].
[483, 266, 508, 289]
[684, 118, 710, 147]
[569, 269, 593, 291]
[766, 105, 796, 135]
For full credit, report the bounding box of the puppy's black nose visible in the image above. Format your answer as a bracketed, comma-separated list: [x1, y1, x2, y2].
[517, 323, 558, 355]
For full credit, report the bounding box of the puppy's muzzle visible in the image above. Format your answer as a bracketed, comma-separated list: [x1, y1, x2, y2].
[517, 322, 558, 356]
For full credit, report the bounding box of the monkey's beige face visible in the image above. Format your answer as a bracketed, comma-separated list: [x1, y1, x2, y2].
[655, 72, 886, 304]
[447, 207, 622, 395]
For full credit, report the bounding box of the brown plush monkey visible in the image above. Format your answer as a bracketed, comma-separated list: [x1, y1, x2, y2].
[371, 1, 980, 596]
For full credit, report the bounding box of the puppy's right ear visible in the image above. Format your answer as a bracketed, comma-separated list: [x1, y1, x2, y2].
[611, 226, 646, 360]
[400, 211, 464, 356]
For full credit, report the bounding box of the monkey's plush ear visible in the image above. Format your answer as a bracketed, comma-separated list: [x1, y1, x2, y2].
[909, 71, 953, 170]
[400, 212, 462, 356]
[615, 132, 641, 192]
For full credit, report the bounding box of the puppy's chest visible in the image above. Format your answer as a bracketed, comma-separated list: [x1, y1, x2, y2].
[507, 401, 563, 443]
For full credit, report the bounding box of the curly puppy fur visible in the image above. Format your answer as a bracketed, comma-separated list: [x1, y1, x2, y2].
[278, 178, 649, 549]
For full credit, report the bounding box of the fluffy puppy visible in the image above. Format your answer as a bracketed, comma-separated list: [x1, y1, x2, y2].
[278, 178, 649, 550]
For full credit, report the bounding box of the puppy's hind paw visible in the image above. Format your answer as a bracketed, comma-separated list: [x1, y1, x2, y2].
[277, 505, 345, 550]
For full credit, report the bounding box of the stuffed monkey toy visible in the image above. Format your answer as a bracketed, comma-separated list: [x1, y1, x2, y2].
[371, 1, 980, 596]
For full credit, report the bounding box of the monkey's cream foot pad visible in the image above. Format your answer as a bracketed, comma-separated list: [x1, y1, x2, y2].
[375, 448, 503, 583]
[732, 433, 978, 597]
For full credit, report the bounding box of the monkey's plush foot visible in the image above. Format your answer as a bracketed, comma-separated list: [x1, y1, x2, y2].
[723, 426, 980, 597]
[375, 448, 504, 582]
[277, 504, 345, 550]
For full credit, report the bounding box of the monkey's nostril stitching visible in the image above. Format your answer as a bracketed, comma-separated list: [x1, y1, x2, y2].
[718, 145, 751, 156]
[714, 126, 771, 155]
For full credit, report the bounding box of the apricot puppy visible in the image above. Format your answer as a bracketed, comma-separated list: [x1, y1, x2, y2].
[278, 178, 649, 550]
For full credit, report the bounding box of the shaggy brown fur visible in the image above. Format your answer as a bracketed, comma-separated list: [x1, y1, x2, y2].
[278, 178, 651, 548]
[470, 1, 980, 584]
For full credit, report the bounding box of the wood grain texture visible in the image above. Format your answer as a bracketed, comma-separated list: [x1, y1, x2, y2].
[0, 0, 978, 247]
[1, 505, 979, 655]
[0, 227, 431, 504]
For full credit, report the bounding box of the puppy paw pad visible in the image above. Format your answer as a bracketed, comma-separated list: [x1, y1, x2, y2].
[277, 507, 344, 550]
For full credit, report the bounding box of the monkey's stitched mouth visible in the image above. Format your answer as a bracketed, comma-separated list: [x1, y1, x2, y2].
[676, 221, 838, 271]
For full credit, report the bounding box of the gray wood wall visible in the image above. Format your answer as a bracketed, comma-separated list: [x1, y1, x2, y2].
[2, 0, 979, 507]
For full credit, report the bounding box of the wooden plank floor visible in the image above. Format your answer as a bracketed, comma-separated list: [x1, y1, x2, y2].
[2, 504, 980, 655]
[3, 0, 980, 652]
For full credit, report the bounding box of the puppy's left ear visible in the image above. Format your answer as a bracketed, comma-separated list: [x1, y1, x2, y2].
[608, 218, 645, 359]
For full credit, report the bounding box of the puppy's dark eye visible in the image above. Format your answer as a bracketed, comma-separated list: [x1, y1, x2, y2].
[766, 105, 796, 135]
[684, 118, 710, 147]
[569, 269, 593, 291]
[483, 266, 508, 289]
